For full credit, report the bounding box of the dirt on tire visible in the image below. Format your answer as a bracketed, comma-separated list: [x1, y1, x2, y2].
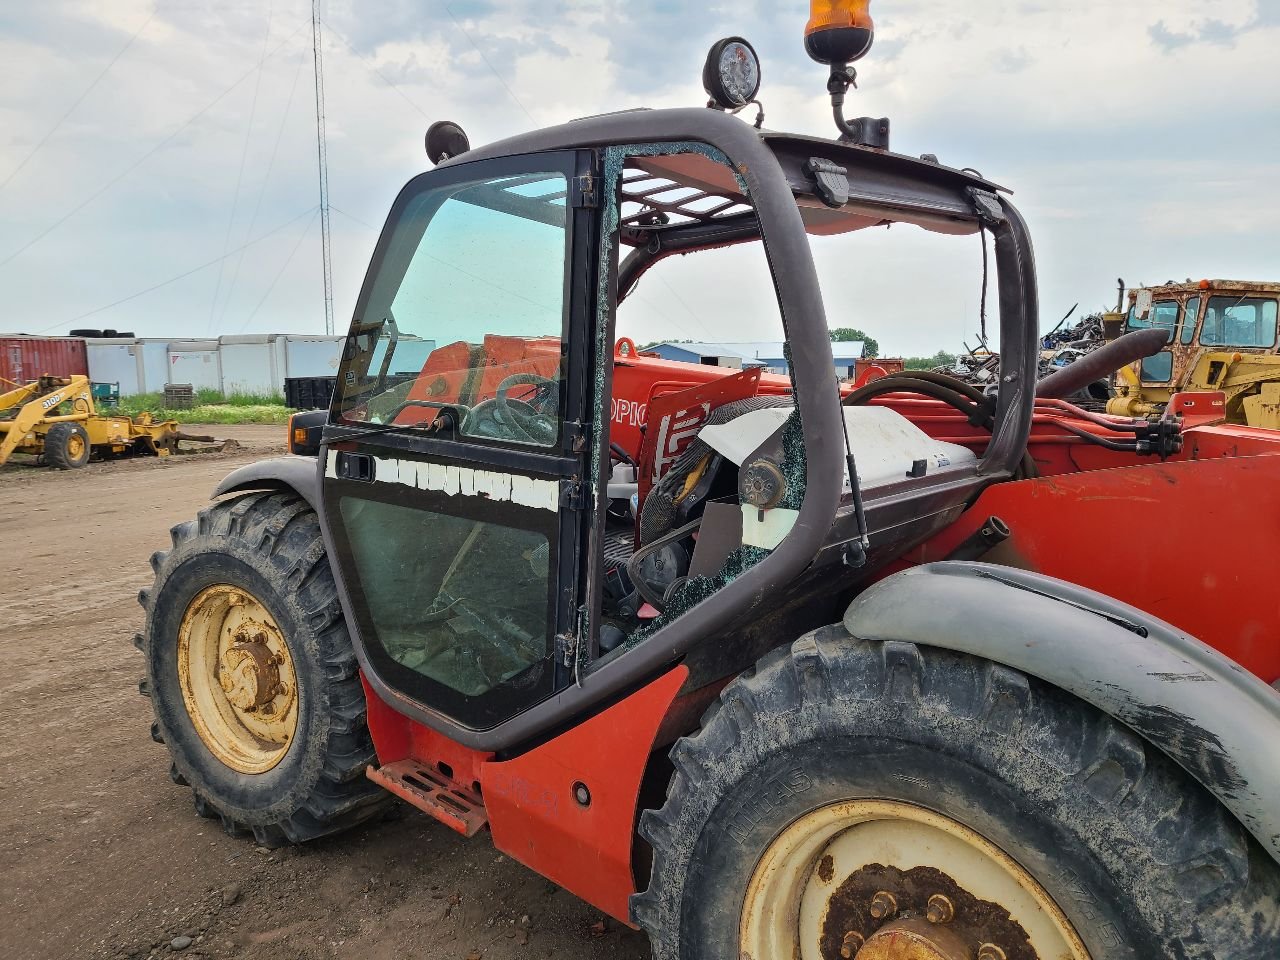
[0, 425, 648, 960]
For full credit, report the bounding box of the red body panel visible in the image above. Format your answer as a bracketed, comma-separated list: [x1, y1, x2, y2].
[482, 667, 688, 924]
[901, 455, 1280, 683]
[363, 669, 688, 924]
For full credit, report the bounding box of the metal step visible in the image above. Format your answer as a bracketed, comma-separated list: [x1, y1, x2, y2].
[366, 760, 488, 837]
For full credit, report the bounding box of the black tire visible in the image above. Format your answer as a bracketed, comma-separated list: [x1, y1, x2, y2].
[44, 422, 90, 469]
[634, 625, 1280, 960]
[135, 491, 391, 845]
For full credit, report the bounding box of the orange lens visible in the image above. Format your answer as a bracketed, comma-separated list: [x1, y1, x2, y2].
[806, 0, 873, 35]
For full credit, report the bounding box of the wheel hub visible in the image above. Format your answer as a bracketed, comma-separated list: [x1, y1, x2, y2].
[177, 585, 298, 774]
[853, 918, 971, 960]
[738, 800, 1090, 960]
[220, 633, 281, 711]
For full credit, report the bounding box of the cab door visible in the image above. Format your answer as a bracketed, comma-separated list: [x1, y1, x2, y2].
[320, 151, 596, 733]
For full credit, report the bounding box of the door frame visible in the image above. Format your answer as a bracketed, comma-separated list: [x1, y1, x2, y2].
[317, 149, 600, 734]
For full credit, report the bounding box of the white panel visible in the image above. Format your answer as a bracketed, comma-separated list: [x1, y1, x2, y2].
[140, 342, 169, 394]
[219, 339, 277, 395]
[167, 341, 221, 391]
[697, 405, 977, 491]
[283, 336, 343, 378]
[85, 341, 142, 394]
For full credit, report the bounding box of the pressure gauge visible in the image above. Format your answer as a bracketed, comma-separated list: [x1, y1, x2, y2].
[702, 37, 761, 110]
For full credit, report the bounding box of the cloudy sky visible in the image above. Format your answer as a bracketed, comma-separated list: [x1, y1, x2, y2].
[1, 0, 1276, 356]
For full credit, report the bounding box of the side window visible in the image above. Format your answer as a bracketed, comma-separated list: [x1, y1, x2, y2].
[1180, 296, 1199, 345]
[1201, 296, 1278, 348]
[338, 171, 570, 447]
[1141, 351, 1173, 383]
[1128, 300, 1178, 343]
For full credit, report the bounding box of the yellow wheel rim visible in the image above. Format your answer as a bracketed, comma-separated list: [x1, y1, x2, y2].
[67, 434, 85, 459]
[177, 585, 298, 774]
[740, 800, 1091, 960]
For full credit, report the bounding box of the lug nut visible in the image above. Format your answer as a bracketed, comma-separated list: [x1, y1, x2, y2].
[926, 893, 955, 924]
[868, 891, 897, 921]
[977, 945, 1007, 960]
[839, 930, 865, 958]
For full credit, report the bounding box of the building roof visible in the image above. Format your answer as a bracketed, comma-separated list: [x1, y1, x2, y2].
[651, 340, 864, 360]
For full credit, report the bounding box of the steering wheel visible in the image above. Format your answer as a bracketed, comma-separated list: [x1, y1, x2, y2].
[462, 373, 558, 444]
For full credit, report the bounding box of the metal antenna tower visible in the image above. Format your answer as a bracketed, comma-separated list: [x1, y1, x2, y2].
[311, 0, 335, 335]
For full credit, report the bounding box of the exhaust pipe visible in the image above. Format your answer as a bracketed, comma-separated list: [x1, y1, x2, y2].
[1036, 327, 1168, 400]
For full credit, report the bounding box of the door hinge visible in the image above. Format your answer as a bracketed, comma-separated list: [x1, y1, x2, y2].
[560, 478, 586, 510]
[555, 631, 580, 669]
[563, 419, 588, 453]
[573, 173, 598, 208]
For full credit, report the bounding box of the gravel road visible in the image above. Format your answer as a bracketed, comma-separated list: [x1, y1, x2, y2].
[0, 426, 649, 960]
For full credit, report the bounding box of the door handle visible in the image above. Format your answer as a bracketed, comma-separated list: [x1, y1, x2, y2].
[335, 451, 374, 482]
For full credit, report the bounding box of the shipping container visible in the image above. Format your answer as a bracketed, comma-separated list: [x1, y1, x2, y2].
[0, 336, 89, 385]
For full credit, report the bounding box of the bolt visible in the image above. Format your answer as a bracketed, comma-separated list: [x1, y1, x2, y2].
[868, 891, 897, 921]
[926, 893, 955, 924]
[839, 930, 865, 958]
[573, 782, 591, 807]
[977, 945, 1007, 960]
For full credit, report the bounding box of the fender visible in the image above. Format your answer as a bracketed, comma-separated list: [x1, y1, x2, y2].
[212, 455, 321, 512]
[844, 561, 1280, 864]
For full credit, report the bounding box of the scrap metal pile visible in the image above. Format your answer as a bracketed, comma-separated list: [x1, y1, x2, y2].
[935, 311, 1113, 408]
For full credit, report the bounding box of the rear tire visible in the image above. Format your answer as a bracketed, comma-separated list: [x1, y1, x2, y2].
[633, 625, 1280, 960]
[45, 422, 90, 469]
[136, 491, 391, 845]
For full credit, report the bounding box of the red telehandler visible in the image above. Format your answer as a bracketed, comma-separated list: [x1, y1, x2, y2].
[135, 5, 1280, 958]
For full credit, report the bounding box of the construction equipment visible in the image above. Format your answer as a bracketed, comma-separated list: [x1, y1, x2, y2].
[0, 374, 221, 469]
[1106, 279, 1280, 426]
[134, 6, 1280, 959]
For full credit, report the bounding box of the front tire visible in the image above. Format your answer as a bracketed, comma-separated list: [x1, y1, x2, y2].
[633, 625, 1280, 960]
[136, 491, 391, 845]
[45, 421, 90, 469]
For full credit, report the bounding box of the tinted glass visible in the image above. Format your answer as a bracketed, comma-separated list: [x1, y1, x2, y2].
[1128, 300, 1178, 343]
[339, 496, 553, 699]
[1141, 351, 1173, 383]
[1180, 296, 1199, 345]
[337, 172, 570, 447]
[1200, 296, 1278, 348]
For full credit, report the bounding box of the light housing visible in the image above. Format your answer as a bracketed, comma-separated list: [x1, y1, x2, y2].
[805, 0, 874, 65]
[425, 121, 470, 165]
[287, 410, 325, 457]
[702, 37, 762, 109]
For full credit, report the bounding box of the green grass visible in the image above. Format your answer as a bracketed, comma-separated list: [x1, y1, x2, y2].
[115, 390, 295, 424]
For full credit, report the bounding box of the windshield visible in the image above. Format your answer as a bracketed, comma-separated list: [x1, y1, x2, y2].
[1126, 299, 1178, 343]
[335, 168, 570, 446]
[1200, 295, 1278, 348]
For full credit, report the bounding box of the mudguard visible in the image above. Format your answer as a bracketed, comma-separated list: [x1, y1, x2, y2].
[844, 561, 1280, 864]
[212, 455, 320, 512]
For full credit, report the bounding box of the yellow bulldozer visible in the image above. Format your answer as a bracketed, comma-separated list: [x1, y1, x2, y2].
[1106, 279, 1280, 427]
[0, 374, 228, 469]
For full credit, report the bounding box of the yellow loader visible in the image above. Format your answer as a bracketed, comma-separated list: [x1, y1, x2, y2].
[1105, 279, 1280, 427]
[0, 374, 229, 469]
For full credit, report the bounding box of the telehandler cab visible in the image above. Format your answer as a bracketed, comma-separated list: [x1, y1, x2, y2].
[136, 5, 1280, 958]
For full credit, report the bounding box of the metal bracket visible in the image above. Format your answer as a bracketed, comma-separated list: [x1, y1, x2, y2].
[554, 631, 579, 668]
[562, 419, 588, 454]
[804, 158, 850, 208]
[574, 173, 598, 208]
[559, 478, 586, 510]
[966, 187, 1006, 228]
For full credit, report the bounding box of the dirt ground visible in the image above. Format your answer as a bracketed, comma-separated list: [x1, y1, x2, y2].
[0, 425, 650, 960]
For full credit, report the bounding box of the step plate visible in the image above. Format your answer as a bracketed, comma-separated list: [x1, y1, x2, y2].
[367, 760, 488, 837]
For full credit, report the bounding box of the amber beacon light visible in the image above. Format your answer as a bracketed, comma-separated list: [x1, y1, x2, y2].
[804, 0, 875, 65]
